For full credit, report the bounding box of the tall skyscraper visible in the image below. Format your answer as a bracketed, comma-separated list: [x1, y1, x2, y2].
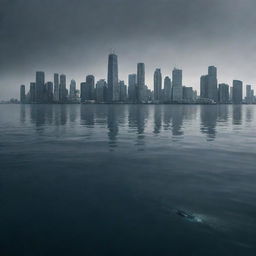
[137, 63, 145, 102]
[35, 71, 45, 103]
[80, 82, 86, 103]
[154, 68, 162, 102]
[233, 80, 243, 104]
[69, 79, 76, 101]
[85, 75, 95, 100]
[20, 85, 26, 103]
[246, 85, 253, 104]
[59, 74, 67, 103]
[207, 66, 218, 102]
[119, 80, 127, 102]
[46, 82, 54, 103]
[163, 76, 172, 102]
[128, 74, 136, 102]
[200, 66, 218, 102]
[54, 73, 59, 102]
[29, 82, 36, 103]
[107, 53, 119, 102]
[96, 79, 107, 103]
[172, 68, 183, 102]
[218, 83, 229, 103]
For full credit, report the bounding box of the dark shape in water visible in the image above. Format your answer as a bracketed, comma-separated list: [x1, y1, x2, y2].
[176, 210, 202, 223]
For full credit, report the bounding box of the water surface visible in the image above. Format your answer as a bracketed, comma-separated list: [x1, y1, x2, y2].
[0, 104, 256, 255]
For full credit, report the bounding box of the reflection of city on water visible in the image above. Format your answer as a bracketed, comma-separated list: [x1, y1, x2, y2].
[24, 104, 253, 143]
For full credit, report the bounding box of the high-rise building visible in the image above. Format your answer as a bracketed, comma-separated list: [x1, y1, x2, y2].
[200, 75, 208, 98]
[86, 75, 95, 100]
[200, 66, 218, 102]
[163, 76, 172, 102]
[59, 74, 67, 103]
[29, 82, 36, 103]
[182, 86, 194, 102]
[46, 82, 54, 103]
[80, 82, 86, 103]
[137, 63, 145, 102]
[107, 53, 119, 102]
[96, 79, 107, 103]
[246, 84, 253, 104]
[35, 71, 45, 103]
[128, 74, 137, 102]
[172, 68, 183, 102]
[233, 80, 243, 104]
[69, 79, 76, 101]
[20, 85, 26, 103]
[54, 73, 59, 102]
[119, 80, 127, 102]
[218, 83, 229, 103]
[154, 68, 162, 102]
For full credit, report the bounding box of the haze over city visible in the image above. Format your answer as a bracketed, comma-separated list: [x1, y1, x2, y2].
[1, 0, 256, 100]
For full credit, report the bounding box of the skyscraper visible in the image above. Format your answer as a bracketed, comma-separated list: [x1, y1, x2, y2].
[54, 73, 59, 102]
[233, 80, 243, 104]
[85, 75, 95, 100]
[20, 85, 26, 103]
[96, 79, 107, 103]
[182, 86, 194, 102]
[119, 81, 127, 102]
[200, 66, 218, 102]
[246, 85, 253, 104]
[29, 82, 36, 103]
[137, 63, 145, 102]
[218, 83, 229, 103]
[46, 82, 54, 103]
[163, 76, 172, 102]
[154, 68, 162, 102]
[59, 74, 67, 103]
[107, 53, 119, 102]
[35, 71, 45, 103]
[128, 74, 136, 102]
[80, 82, 86, 103]
[69, 79, 76, 101]
[172, 68, 183, 102]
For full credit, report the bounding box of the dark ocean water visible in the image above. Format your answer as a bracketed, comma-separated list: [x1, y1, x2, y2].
[0, 104, 256, 256]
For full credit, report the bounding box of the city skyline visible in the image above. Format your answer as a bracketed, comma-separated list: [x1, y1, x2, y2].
[17, 53, 256, 105]
[1, 1, 256, 100]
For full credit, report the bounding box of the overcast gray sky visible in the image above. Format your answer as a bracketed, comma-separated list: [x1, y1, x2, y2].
[0, 0, 256, 99]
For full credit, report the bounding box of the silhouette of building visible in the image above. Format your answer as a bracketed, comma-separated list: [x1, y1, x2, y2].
[59, 74, 67, 103]
[80, 82, 86, 103]
[137, 63, 145, 102]
[182, 86, 193, 102]
[69, 79, 77, 101]
[200, 66, 218, 102]
[54, 73, 59, 102]
[20, 85, 26, 103]
[29, 82, 36, 103]
[35, 71, 45, 103]
[218, 83, 229, 103]
[172, 68, 183, 102]
[119, 80, 127, 102]
[246, 85, 253, 104]
[233, 80, 243, 104]
[45, 82, 53, 102]
[128, 74, 136, 102]
[163, 76, 172, 102]
[154, 68, 162, 102]
[96, 79, 107, 103]
[108, 53, 119, 102]
[85, 75, 95, 101]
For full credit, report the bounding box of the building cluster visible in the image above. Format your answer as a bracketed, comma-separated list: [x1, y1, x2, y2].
[20, 53, 256, 104]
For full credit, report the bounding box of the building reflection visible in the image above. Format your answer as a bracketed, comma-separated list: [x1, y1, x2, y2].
[107, 105, 119, 148]
[171, 105, 184, 136]
[20, 105, 26, 123]
[200, 105, 217, 140]
[80, 105, 95, 127]
[217, 105, 229, 123]
[154, 105, 162, 134]
[245, 105, 253, 123]
[232, 105, 242, 125]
